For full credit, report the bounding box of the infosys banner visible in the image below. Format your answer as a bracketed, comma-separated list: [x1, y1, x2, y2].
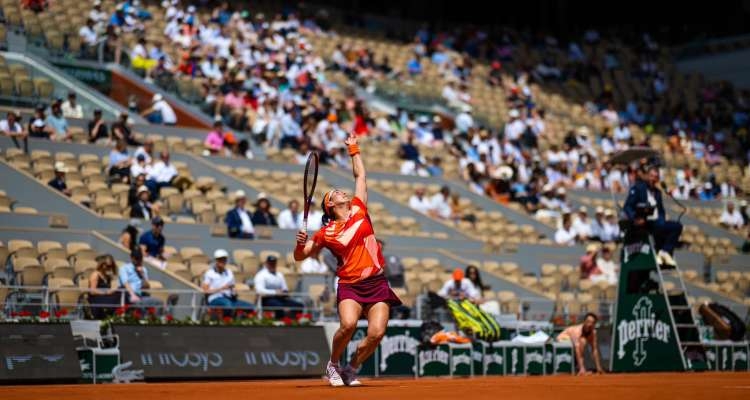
[114, 325, 330, 380]
[0, 323, 81, 383]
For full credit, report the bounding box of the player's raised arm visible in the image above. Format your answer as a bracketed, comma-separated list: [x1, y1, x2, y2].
[345, 133, 367, 204]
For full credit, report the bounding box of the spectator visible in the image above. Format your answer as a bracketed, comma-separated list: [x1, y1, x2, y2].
[595, 245, 618, 284]
[131, 37, 157, 78]
[128, 173, 147, 206]
[254, 255, 304, 318]
[699, 182, 715, 201]
[454, 106, 474, 134]
[0, 110, 28, 153]
[202, 249, 254, 317]
[79, 18, 98, 48]
[504, 109, 525, 144]
[89, 0, 107, 29]
[572, 206, 593, 241]
[226, 190, 255, 239]
[590, 206, 606, 241]
[119, 224, 139, 253]
[130, 185, 152, 220]
[45, 103, 71, 141]
[306, 201, 325, 232]
[138, 217, 167, 269]
[87, 109, 109, 143]
[108, 140, 132, 182]
[408, 186, 433, 215]
[438, 268, 480, 302]
[379, 239, 404, 288]
[130, 154, 151, 179]
[140, 93, 177, 125]
[600, 209, 621, 242]
[48, 161, 72, 196]
[146, 151, 178, 198]
[299, 252, 328, 274]
[555, 213, 578, 246]
[28, 105, 52, 139]
[464, 265, 487, 299]
[406, 54, 422, 75]
[278, 200, 302, 230]
[720, 201, 744, 229]
[740, 200, 749, 226]
[111, 111, 139, 145]
[204, 118, 227, 155]
[133, 138, 154, 164]
[252, 196, 277, 226]
[88, 254, 120, 319]
[61, 92, 84, 119]
[118, 249, 163, 311]
[579, 243, 601, 280]
[430, 185, 453, 220]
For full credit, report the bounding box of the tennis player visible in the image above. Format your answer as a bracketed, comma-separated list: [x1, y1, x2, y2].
[294, 133, 401, 387]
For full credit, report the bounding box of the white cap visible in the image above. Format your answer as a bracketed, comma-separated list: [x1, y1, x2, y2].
[256, 192, 267, 200]
[576, 126, 591, 136]
[33, 119, 45, 128]
[137, 185, 149, 194]
[508, 109, 520, 118]
[557, 187, 566, 195]
[462, 104, 472, 113]
[741, 200, 748, 207]
[54, 161, 68, 173]
[494, 165, 513, 180]
[187, 5, 196, 12]
[704, 182, 712, 189]
[234, 189, 246, 199]
[604, 209, 614, 217]
[578, 206, 587, 213]
[152, 93, 163, 102]
[213, 249, 229, 259]
[542, 184, 554, 193]
[595, 206, 605, 214]
[93, 0, 101, 5]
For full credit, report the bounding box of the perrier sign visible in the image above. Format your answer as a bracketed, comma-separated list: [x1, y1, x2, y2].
[610, 238, 685, 372]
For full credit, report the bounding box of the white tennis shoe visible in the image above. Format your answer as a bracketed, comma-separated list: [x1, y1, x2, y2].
[325, 361, 345, 387]
[340, 365, 362, 386]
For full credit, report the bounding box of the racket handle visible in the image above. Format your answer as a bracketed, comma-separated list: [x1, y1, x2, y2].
[301, 218, 307, 233]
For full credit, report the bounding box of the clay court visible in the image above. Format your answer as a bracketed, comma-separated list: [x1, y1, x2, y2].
[2, 372, 748, 400]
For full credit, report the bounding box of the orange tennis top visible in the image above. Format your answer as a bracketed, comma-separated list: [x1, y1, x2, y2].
[312, 196, 384, 284]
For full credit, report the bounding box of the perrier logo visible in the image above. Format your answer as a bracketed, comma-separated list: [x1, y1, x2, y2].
[617, 297, 671, 366]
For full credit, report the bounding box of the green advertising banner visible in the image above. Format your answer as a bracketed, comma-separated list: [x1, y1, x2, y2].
[610, 240, 685, 372]
[377, 325, 420, 376]
[77, 350, 119, 383]
[418, 345, 451, 377]
[484, 342, 505, 375]
[450, 343, 473, 377]
[505, 345, 525, 375]
[51, 61, 112, 93]
[523, 344, 545, 375]
[551, 342, 574, 374]
[342, 327, 377, 376]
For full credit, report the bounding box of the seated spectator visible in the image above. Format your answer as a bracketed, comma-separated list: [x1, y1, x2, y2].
[555, 213, 579, 246]
[699, 182, 715, 201]
[1, 110, 29, 153]
[130, 185, 153, 220]
[278, 200, 302, 230]
[299, 252, 328, 274]
[590, 207, 606, 241]
[87, 109, 109, 143]
[579, 243, 601, 280]
[438, 268, 480, 302]
[226, 190, 255, 239]
[202, 249, 254, 317]
[740, 200, 749, 226]
[61, 92, 84, 119]
[204, 118, 227, 155]
[130, 154, 151, 179]
[145, 151, 178, 198]
[45, 103, 71, 141]
[119, 224, 139, 253]
[464, 265, 487, 299]
[48, 162, 72, 196]
[409, 186, 433, 215]
[430, 185, 453, 220]
[111, 111, 139, 145]
[252, 196, 277, 226]
[572, 206, 593, 241]
[600, 209, 621, 242]
[118, 249, 163, 311]
[406, 54, 422, 75]
[28, 105, 53, 139]
[254, 255, 304, 318]
[108, 140, 132, 182]
[138, 217, 168, 269]
[595, 245, 618, 284]
[379, 239, 404, 288]
[140, 94, 177, 125]
[79, 18, 98, 48]
[134, 138, 154, 163]
[128, 173, 147, 206]
[306, 201, 324, 232]
[88, 254, 120, 319]
[131, 37, 158, 76]
[720, 201, 744, 229]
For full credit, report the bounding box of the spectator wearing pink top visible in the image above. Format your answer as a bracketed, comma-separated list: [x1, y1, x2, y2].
[204, 118, 226, 155]
[222, 87, 246, 129]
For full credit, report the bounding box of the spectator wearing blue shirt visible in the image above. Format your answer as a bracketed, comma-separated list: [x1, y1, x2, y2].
[139, 217, 167, 268]
[109, 6, 126, 27]
[45, 104, 70, 141]
[118, 249, 163, 310]
[699, 182, 715, 201]
[48, 162, 72, 196]
[398, 134, 421, 163]
[108, 140, 132, 182]
[407, 55, 422, 76]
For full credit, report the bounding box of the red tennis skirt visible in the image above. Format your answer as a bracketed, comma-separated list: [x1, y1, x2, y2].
[337, 273, 402, 307]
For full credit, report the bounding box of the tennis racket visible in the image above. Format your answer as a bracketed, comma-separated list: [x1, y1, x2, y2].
[301, 151, 319, 232]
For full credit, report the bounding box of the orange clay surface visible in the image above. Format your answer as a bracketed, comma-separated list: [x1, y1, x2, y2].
[2, 372, 748, 400]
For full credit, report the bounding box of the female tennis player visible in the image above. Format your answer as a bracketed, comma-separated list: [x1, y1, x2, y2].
[294, 133, 401, 387]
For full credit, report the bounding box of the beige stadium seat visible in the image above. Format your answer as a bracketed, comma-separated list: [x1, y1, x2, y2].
[179, 246, 204, 259]
[234, 283, 256, 305]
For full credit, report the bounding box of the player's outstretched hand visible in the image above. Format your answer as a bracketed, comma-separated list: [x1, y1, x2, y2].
[344, 133, 358, 146]
[296, 230, 308, 245]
